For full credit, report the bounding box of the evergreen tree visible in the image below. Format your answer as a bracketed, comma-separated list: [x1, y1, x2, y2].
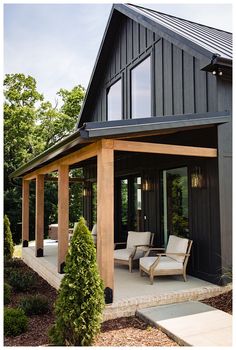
[4, 215, 14, 260]
[49, 217, 104, 346]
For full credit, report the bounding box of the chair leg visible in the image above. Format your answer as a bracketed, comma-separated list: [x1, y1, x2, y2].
[129, 260, 132, 273]
[183, 270, 187, 282]
[140, 268, 143, 276]
[150, 274, 154, 285]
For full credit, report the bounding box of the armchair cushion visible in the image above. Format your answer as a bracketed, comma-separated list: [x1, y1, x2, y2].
[126, 231, 151, 250]
[114, 248, 144, 261]
[140, 256, 183, 272]
[166, 235, 189, 263]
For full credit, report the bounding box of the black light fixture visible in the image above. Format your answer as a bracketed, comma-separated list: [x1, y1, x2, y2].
[142, 177, 154, 192]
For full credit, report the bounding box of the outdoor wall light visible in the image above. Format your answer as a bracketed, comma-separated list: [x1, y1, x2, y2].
[142, 178, 154, 192]
[191, 166, 205, 188]
[83, 187, 90, 196]
[212, 68, 223, 76]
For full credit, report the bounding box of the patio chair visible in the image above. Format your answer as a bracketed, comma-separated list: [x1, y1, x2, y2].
[114, 231, 154, 272]
[139, 235, 193, 284]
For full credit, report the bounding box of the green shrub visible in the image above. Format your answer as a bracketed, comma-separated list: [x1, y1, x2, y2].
[8, 270, 37, 292]
[4, 308, 28, 336]
[19, 295, 50, 316]
[4, 283, 12, 305]
[49, 217, 105, 346]
[4, 258, 25, 269]
[4, 215, 14, 260]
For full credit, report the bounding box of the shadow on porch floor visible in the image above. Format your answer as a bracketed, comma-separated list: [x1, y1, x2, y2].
[22, 240, 231, 320]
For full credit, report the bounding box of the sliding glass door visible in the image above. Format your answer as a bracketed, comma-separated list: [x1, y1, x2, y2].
[162, 167, 189, 246]
[117, 176, 142, 241]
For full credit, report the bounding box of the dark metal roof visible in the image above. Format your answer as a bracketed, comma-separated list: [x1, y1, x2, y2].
[11, 111, 230, 178]
[126, 4, 232, 60]
[80, 111, 230, 139]
[10, 130, 88, 178]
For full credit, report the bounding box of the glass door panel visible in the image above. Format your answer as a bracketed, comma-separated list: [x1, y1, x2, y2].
[163, 167, 189, 246]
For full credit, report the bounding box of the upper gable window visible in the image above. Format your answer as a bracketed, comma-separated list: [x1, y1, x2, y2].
[131, 56, 151, 118]
[107, 79, 122, 121]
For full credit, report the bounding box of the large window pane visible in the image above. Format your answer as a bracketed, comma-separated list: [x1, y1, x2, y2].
[107, 79, 122, 121]
[131, 56, 151, 118]
[163, 167, 189, 246]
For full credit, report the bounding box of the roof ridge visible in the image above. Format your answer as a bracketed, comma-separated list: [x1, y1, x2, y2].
[126, 3, 232, 35]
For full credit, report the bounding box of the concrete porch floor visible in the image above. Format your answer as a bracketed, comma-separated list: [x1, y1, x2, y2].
[22, 240, 231, 320]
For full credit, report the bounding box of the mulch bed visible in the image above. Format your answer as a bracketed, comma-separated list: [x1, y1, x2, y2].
[4, 260, 232, 346]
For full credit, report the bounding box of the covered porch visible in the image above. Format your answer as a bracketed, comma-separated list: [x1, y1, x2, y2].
[11, 112, 231, 304]
[21, 239, 231, 320]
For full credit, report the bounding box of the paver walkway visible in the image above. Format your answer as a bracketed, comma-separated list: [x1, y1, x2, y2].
[137, 301, 232, 346]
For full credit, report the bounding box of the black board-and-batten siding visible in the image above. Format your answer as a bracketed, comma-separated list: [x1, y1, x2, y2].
[86, 13, 218, 124]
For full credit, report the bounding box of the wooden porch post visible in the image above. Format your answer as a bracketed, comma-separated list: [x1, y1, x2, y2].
[35, 174, 44, 257]
[97, 140, 114, 304]
[22, 179, 30, 247]
[58, 164, 69, 273]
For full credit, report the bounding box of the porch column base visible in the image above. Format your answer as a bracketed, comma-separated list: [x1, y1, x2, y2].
[104, 287, 113, 304]
[36, 248, 44, 257]
[22, 240, 28, 248]
[59, 262, 66, 274]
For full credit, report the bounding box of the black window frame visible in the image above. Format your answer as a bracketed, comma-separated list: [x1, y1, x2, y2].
[129, 52, 152, 119]
[106, 75, 123, 121]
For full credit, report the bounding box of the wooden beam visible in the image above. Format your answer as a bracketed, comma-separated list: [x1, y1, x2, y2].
[35, 174, 44, 257]
[97, 142, 114, 304]
[44, 176, 85, 183]
[58, 164, 69, 273]
[22, 179, 30, 248]
[113, 139, 217, 157]
[24, 142, 98, 180]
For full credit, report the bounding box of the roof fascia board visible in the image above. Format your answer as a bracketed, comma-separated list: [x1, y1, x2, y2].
[80, 112, 230, 138]
[76, 5, 117, 129]
[10, 132, 87, 178]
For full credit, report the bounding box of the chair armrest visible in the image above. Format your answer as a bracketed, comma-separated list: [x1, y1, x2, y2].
[144, 247, 166, 257]
[114, 242, 126, 249]
[156, 253, 190, 257]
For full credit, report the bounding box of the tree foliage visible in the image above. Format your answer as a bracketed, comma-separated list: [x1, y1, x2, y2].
[4, 73, 85, 242]
[4, 215, 14, 260]
[49, 217, 105, 346]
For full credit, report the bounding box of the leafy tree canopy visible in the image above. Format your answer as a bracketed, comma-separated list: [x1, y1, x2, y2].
[4, 73, 86, 242]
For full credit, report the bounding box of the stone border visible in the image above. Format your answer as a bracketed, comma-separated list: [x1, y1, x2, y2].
[103, 283, 232, 321]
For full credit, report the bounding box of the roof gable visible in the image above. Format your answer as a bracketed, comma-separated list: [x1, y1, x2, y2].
[76, 4, 232, 127]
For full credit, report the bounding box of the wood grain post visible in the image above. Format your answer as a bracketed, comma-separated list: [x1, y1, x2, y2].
[97, 140, 114, 304]
[22, 179, 30, 247]
[58, 165, 69, 274]
[35, 174, 44, 257]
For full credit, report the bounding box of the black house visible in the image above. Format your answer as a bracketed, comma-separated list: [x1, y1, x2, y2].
[12, 4, 232, 302]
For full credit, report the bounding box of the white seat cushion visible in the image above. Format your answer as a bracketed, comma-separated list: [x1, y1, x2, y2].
[166, 235, 189, 263]
[127, 231, 151, 250]
[140, 256, 183, 272]
[114, 248, 144, 261]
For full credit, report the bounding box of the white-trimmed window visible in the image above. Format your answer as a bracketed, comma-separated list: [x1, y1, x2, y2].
[107, 79, 122, 121]
[131, 56, 151, 118]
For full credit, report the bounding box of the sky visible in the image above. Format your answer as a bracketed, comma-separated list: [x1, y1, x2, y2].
[4, 1, 233, 106]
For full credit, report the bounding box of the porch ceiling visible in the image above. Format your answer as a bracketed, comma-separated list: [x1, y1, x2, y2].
[10, 111, 229, 179]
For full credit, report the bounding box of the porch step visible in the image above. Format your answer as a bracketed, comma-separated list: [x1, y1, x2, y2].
[137, 301, 232, 346]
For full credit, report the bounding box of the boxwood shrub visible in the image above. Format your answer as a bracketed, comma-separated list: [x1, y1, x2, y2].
[8, 270, 37, 292]
[19, 295, 50, 316]
[4, 308, 28, 336]
[4, 283, 12, 305]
